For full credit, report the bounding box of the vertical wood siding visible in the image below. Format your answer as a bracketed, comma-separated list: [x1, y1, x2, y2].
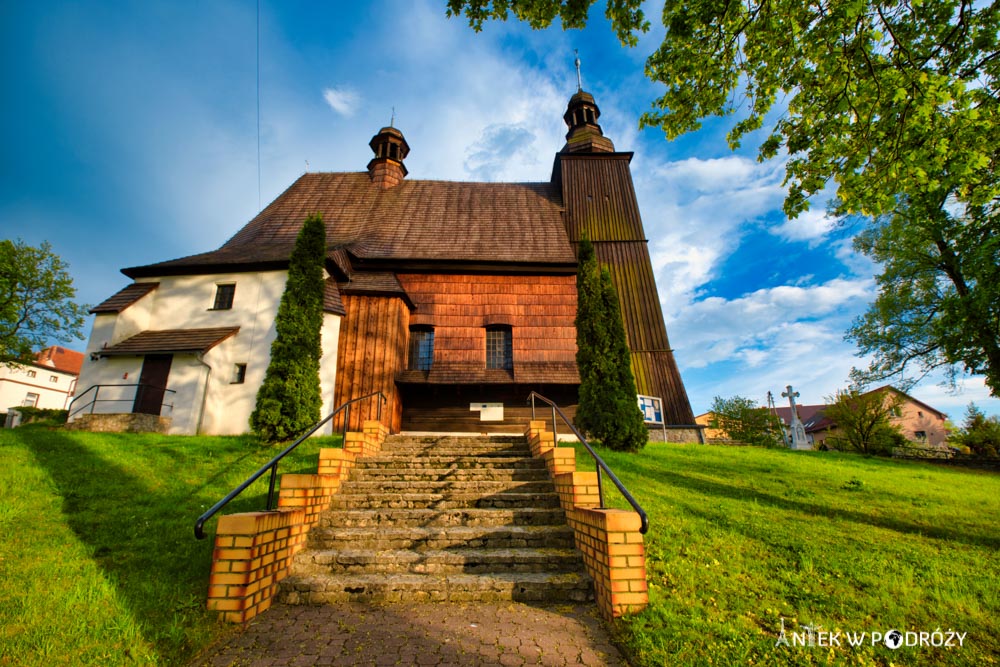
[559, 154, 696, 424]
[334, 295, 408, 432]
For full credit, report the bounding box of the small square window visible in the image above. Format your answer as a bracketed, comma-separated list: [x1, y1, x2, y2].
[49, 375, 58, 383]
[232, 363, 247, 384]
[212, 284, 236, 310]
[26, 370, 36, 378]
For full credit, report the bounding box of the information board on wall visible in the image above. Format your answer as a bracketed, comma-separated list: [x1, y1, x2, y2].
[637, 394, 667, 442]
[470, 402, 504, 422]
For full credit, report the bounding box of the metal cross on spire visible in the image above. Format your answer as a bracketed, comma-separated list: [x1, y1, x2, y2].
[574, 49, 582, 91]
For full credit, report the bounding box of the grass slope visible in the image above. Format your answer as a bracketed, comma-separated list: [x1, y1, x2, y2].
[0, 424, 337, 666]
[576, 442, 1000, 667]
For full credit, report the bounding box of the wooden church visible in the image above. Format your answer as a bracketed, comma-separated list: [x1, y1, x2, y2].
[73, 88, 696, 438]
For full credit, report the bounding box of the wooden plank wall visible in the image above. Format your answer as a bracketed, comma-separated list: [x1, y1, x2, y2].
[400, 384, 579, 433]
[559, 154, 696, 424]
[397, 274, 578, 368]
[334, 295, 408, 432]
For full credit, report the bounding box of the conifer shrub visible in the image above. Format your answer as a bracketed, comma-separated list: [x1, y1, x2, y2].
[250, 214, 326, 443]
[574, 236, 647, 452]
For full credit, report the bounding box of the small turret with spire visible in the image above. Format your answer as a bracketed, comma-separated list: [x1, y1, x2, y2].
[367, 113, 409, 189]
[562, 52, 615, 153]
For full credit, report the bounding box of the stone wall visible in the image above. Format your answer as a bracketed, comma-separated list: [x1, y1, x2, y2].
[63, 413, 171, 434]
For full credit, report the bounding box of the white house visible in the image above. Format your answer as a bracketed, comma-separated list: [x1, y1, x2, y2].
[73, 270, 342, 435]
[1, 346, 84, 418]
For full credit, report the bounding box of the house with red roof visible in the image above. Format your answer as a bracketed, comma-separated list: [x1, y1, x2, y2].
[71, 90, 696, 437]
[1, 346, 84, 419]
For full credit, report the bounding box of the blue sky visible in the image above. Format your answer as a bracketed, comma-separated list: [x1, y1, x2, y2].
[2, 0, 996, 420]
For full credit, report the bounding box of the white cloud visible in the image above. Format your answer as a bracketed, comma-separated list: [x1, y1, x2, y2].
[770, 208, 837, 246]
[323, 86, 361, 116]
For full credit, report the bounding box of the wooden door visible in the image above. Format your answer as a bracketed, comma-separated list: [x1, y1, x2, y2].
[133, 354, 173, 415]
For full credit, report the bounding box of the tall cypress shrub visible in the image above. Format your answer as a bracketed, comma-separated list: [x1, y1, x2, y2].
[250, 214, 326, 443]
[574, 235, 647, 452]
[597, 267, 647, 452]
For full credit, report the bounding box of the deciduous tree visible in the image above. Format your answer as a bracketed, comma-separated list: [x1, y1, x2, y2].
[0, 239, 87, 366]
[709, 395, 784, 448]
[823, 388, 906, 455]
[250, 215, 326, 443]
[447, 0, 1000, 393]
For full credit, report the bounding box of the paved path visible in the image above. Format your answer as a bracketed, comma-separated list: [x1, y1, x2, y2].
[192, 602, 629, 667]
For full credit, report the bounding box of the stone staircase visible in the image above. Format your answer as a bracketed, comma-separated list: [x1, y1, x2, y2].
[277, 434, 593, 604]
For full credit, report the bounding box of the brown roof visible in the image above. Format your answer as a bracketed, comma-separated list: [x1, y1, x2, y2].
[90, 282, 159, 313]
[33, 346, 85, 375]
[98, 327, 240, 357]
[338, 272, 414, 309]
[323, 279, 346, 316]
[122, 174, 574, 277]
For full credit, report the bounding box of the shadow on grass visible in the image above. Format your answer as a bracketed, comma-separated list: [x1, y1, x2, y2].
[644, 466, 1000, 550]
[18, 427, 271, 661]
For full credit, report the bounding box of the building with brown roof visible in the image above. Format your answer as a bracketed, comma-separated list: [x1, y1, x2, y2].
[71, 89, 695, 436]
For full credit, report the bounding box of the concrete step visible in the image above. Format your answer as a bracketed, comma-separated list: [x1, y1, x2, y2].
[358, 456, 545, 469]
[327, 492, 562, 510]
[349, 467, 550, 482]
[277, 571, 594, 604]
[319, 507, 570, 529]
[339, 480, 555, 495]
[293, 547, 584, 575]
[374, 448, 534, 459]
[307, 525, 577, 551]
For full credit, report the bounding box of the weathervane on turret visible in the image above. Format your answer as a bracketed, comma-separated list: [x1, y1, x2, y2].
[574, 49, 582, 91]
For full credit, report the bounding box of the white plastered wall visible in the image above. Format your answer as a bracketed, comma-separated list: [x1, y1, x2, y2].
[72, 270, 342, 435]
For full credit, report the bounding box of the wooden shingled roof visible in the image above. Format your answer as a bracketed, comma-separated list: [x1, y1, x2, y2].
[90, 282, 159, 313]
[122, 173, 574, 278]
[98, 327, 240, 357]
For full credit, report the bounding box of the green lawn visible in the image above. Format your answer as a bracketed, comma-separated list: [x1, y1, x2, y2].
[0, 424, 338, 667]
[2, 428, 997, 666]
[575, 441, 1000, 667]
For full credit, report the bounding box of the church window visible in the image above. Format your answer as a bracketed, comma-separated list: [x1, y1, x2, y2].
[486, 326, 513, 371]
[232, 363, 247, 384]
[409, 328, 434, 371]
[26, 370, 36, 378]
[22, 392, 39, 407]
[49, 375, 58, 383]
[212, 283, 236, 310]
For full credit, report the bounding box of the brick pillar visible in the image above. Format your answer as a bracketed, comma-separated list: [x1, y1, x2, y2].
[206, 510, 307, 623]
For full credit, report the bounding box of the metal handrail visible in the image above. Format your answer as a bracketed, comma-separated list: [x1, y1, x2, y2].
[67, 383, 176, 420]
[194, 391, 386, 540]
[528, 391, 648, 534]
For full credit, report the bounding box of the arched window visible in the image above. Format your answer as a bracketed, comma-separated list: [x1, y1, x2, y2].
[408, 327, 434, 371]
[485, 325, 513, 371]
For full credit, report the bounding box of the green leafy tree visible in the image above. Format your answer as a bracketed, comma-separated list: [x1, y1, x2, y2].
[709, 395, 784, 448]
[823, 388, 906, 455]
[848, 200, 1000, 395]
[0, 239, 88, 366]
[250, 215, 326, 443]
[447, 0, 1000, 392]
[574, 236, 647, 452]
[950, 403, 1000, 457]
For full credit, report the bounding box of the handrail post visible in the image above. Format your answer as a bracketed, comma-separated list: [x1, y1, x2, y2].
[530, 393, 536, 420]
[343, 404, 351, 437]
[266, 464, 278, 511]
[596, 466, 605, 509]
[551, 405, 557, 443]
[91, 386, 99, 415]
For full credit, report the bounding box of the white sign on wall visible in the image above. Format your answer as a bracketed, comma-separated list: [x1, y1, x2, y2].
[470, 402, 504, 422]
